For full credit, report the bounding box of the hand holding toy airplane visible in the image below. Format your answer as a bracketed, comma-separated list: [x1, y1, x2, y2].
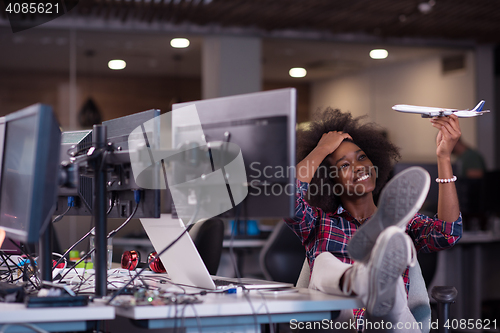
[393, 100, 490, 118]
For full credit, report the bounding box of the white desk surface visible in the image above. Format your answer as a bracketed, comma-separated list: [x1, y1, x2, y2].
[0, 301, 115, 324]
[116, 287, 360, 320]
[114, 288, 361, 331]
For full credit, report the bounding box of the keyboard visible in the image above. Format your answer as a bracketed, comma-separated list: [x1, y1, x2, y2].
[213, 279, 240, 287]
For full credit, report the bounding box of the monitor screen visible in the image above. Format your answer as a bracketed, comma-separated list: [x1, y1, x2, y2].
[0, 237, 22, 254]
[171, 88, 297, 221]
[0, 114, 37, 239]
[0, 104, 61, 243]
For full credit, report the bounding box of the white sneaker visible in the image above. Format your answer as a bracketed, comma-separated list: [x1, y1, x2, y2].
[346, 226, 416, 317]
[347, 166, 430, 263]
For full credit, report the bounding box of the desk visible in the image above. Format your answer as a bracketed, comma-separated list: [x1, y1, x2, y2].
[0, 301, 115, 332]
[0, 270, 358, 332]
[115, 288, 361, 332]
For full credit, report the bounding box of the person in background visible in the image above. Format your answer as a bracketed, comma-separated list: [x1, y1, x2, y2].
[452, 138, 487, 229]
[452, 138, 486, 179]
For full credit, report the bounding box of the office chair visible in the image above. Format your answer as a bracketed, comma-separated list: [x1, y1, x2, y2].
[262, 220, 458, 331]
[259, 220, 305, 284]
[188, 218, 225, 275]
[296, 254, 457, 333]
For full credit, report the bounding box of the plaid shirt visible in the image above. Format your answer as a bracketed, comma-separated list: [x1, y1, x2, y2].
[285, 179, 462, 328]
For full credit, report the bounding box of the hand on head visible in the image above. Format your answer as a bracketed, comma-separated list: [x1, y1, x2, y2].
[316, 131, 353, 155]
[430, 115, 461, 158]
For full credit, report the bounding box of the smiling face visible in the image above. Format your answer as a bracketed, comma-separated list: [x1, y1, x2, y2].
[328, 140, 377, 197]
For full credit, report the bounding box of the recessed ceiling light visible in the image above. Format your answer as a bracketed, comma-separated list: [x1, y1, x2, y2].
[418, 0, 435, 14]
[170, 38, 190, 48]
[289, 67, 307, 78]
[369, 49, 388, 59]
[108, 59, 126, 70]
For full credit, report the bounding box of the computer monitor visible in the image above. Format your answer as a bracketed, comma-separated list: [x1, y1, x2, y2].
[54, 129, 94, 215]
[102, 109, 161, 219]
[53, 110, 162, 219]
[0, 104, 61, 244]
[0, 238, 22, 254]
[171, 88, 296, 220]
[55, 109, 161, 218]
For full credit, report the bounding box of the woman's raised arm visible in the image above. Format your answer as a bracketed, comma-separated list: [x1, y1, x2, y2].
[430, 114, 461, 222]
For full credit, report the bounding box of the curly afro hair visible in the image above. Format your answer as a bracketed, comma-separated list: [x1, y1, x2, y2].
[297, 107, 401, 212]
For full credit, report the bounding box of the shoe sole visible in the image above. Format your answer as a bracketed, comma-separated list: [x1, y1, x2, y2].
[347, 166, 430, 263]
[367, 228, 409, 317]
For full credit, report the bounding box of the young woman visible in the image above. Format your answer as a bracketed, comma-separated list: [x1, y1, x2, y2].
[285, 108, 462, 332]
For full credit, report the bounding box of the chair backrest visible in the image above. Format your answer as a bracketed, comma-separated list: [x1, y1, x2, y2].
[259, 220, 305, 284]
[188, 218, 225, 275]
[295, 258, 311, 288]
[417, 251, 438, 287]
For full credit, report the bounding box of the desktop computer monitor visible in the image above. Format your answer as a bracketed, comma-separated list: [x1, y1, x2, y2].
[54, 109, 162, 219]
[54, 129, 94, 215]
[103, 109, 161, 219]
[0, 104, 61, 244]
[171, 88, 296, 220]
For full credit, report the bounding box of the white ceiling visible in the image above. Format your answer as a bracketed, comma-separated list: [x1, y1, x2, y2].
[0, 26, 469, 83]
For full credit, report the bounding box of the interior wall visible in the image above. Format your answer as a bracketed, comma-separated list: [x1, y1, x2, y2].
[0, 71, 203, 130]
[0, 71, 310, 129]
[311, 51, 476, 163]
[0, 69, 310, 251]
[264, 81, 311, 123]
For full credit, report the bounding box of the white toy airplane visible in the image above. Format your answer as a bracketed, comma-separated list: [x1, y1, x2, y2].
[392, 100, 490, 118]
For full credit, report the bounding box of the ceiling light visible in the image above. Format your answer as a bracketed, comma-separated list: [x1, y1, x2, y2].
[170, 38, 190, 48]
[369, 49, 388, 59]
[289, 67, 307, 78]
[418, 0, 435, 14]
[108, 59, 126, 70]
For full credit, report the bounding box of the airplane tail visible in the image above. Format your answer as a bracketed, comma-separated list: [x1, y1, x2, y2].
[472, 100, 485, 112]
